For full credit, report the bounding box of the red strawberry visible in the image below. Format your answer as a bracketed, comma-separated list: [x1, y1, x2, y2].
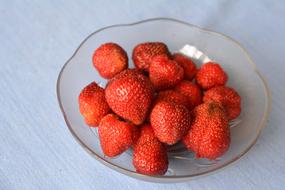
[173, 53, 197, 80]
[149, 55, 184, 90]
[110, 68, 144, 79]
[133, 124, 168, 175]
[78, 82, 110, 127]
[155, 90, 189, 108]
[134, 124, 157, 146]
[182, 102, 230, 160]
[132, 42, 170, 72]
[196, 62, 228, 89]
[175, 80, 202, 110]
[132, 125, 141, 146]
[150, 101, 191, 145]
[105, 69, 154, 125]
[203, 86, 241, 120]
[98, 114, 138, 157]
[93, 42, 128, 79]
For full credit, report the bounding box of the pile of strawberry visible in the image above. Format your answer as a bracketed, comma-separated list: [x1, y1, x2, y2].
[78, 42, 241, 175]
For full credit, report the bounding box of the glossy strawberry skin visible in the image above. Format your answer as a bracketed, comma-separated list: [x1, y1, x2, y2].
[203, 86, 241, 120]
[133, 124, 157, 146]
[132, 42, 170, 72]
[149, 55, 184, 90]
[174, 80, 202, 110]
[150, 101, 191, 145]
[78, 82, 110, 127]
[155, 90, 189, 108]
[93, 42, 128, 79]
[105, 69, 154, 125]
[98, 114, 138, 157]
[132, 125, 141, 146]
[196, 62, 228, 89]
[173, 53, 197, 80]
[182, 102, 230, 160]
[133, 124, 168, 175]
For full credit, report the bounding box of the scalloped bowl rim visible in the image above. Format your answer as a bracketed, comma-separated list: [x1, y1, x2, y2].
[56, 18, 271, 182]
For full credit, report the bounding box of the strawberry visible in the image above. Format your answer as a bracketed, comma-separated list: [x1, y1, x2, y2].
[132, 42, 170, 72]
[149, 55, 184, 90]
[174, 80, 202, 110]
[110, 68, 144, 79]
[133, 124, 168, 175]
[105, 69, 154, 125]
[78, 82, 110, 127]
[155, 90, 189, 108]
[150, 101, 191, 145]
[182, 102, 230, 160]
[196, 62, 228, 89]
[98, 114, 138, 157]
[132, 125, 141, 146]
[134, 124, 157, 146]
[93, 42, 128, 79]
[173, 53, 197, 80]
[203, 86, 241, 120]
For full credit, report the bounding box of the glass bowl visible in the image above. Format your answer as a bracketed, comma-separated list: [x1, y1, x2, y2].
[56, 18, 271, 183]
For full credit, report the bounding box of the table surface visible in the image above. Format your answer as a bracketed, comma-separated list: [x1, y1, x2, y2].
[1, 0, 285, 189]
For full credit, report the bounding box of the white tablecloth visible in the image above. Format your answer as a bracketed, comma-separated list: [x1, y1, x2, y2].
[1, 0, 284, 189]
